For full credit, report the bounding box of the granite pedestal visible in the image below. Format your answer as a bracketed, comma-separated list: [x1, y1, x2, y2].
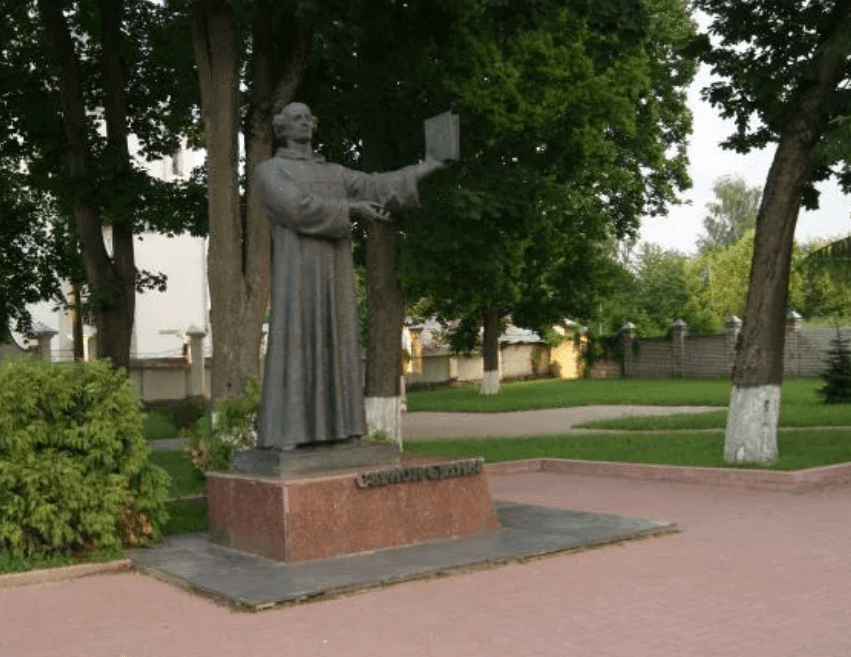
[233, 442, 401, 476]
[207, 454, 499, 563]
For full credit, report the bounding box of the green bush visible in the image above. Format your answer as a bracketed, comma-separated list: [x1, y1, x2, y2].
[142, 396, 209, 439]
[165, 396, 209, 431]
[0, 359, 171, 558]
[186, 378, 260, 473]
[819, 330, 851, 404]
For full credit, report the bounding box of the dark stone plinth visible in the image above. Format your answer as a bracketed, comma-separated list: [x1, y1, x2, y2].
[233, 442, 400, 476]
[206, 457, 499, 562]
[130, 501, 680, 610]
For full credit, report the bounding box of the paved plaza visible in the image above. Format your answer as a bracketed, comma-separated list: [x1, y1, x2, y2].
[3, 466, 851, 656]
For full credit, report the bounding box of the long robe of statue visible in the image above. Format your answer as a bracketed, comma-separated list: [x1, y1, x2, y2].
[253, 147, 422, 449]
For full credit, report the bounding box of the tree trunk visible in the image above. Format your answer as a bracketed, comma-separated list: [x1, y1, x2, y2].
[725, 3, 851, 464]
[360, 97, 405, 442]
[192, 0, 309, 400]
[70, 282, 84, 361]
[37, 0, 132, 370]
[364, 219, 406, 442]
[97, 0, 136, 371]
[191, 0, 248, 400]
[481, 307, 501, 395]
[242, 2, 311, 391]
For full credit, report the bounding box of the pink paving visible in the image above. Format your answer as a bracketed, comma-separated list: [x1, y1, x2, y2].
[3, 471, 851, 657]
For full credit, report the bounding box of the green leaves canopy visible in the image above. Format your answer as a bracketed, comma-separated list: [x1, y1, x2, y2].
[399, 0, 697, 334]
[695, 0, 851, 206]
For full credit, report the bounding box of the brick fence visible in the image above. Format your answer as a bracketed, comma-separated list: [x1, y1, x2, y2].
[601, 314, 844, 378]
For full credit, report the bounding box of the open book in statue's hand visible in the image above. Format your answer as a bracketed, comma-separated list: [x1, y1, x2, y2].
[424, 111, 460, 162]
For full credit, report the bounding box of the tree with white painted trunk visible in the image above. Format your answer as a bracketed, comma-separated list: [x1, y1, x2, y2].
[694, 0, 851, 464]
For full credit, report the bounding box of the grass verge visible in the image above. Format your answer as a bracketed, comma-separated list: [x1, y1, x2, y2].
[0, 548, 125, 576]
[142, 410, 179, 441]
[149, 450, 206, 499]
[406, 376, 736, 412]
[404, 428, 851, 471]
[163, 499, 208, 536]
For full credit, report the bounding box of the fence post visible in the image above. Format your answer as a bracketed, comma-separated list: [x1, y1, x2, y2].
[672, 319, 687, 377]
[725, 315, 742, 372]
[83, 327, 97, 362]
[785, 311, 803, 377]
[185, 325, 207, 398]
[30, 323, 57, 361]
[620, 322, 636, 377]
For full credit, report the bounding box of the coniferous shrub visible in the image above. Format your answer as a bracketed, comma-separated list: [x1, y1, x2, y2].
[0, 359, 171, 558]
[186, 378, 259, 473]
[818, 329, 851, 404]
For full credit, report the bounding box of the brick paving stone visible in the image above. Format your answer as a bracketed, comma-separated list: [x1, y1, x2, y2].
[2, 472, 850, 657]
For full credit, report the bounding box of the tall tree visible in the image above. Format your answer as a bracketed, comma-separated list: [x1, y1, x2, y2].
[3, 0, 204, 367]
[303, 0, 463, 429]
[187, 0, 309, 400]
[402, 0, 698, 394]
[696, 175, 761, 253]
[695, 0, 851, 463]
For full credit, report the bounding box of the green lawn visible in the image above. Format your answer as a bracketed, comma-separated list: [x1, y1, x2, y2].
[0, 548, 125, 576]
[148, 450, 206, 499]
[407, 376, 834, 415]
[162, 499, 208, 535]
[406, 376, 735, 412]
[404, 428, 851, 471]
[142, 409, 179, 441]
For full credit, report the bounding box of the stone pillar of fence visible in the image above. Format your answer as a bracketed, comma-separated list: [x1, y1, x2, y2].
[83, 327, 97, 362]
[672, 319, 687, 377]
[407, 324, 424, 375]
[185, 325, 207, 398]
[620, 322, 636, 377]
[30, 323, 57, 361]
[785, 310, 803, 377]
[725, 315, 742, 371]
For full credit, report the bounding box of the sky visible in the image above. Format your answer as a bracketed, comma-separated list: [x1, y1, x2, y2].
[639, 66, 850, 256]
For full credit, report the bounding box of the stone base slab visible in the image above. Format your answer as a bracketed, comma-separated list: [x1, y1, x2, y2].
[207, 457, 499, 562]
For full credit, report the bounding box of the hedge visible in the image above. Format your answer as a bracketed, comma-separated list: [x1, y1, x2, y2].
[0, 359, 171, 558]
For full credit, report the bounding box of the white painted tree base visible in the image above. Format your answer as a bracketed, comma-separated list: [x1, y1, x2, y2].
[365, 395, 402, 446]
[481, 370, 500, 395]
[724, 384, 780, 464]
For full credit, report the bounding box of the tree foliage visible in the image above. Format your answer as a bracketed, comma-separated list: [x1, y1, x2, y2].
[696, 0, 851, 206]
[1, 0, 205, 364]
[818, 329, 851, 404]
[0, 163, 62, 342]
[400, 0, 698, 356]
[696, 175, 761, 253]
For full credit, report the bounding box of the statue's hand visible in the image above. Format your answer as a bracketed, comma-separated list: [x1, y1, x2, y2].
[350, 201, 392, 222]
[417, 155, 448, 181]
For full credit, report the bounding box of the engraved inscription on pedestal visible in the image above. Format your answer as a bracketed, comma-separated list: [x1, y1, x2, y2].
[355, 458, 484, 488]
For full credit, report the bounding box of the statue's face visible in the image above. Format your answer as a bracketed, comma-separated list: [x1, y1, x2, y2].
[280, 103, 314, 144]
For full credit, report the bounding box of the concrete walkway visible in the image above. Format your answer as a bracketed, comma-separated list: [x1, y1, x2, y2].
[3, 470, 850, 656]
[402, 405, 720, 440]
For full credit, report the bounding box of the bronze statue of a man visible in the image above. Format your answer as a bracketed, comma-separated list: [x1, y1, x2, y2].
[253, 102, 444, 450]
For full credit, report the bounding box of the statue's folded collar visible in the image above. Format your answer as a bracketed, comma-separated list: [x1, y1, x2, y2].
[275, 147, 326, 163]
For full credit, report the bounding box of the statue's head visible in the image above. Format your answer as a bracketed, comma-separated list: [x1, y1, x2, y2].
[273, 103, 317, 144]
